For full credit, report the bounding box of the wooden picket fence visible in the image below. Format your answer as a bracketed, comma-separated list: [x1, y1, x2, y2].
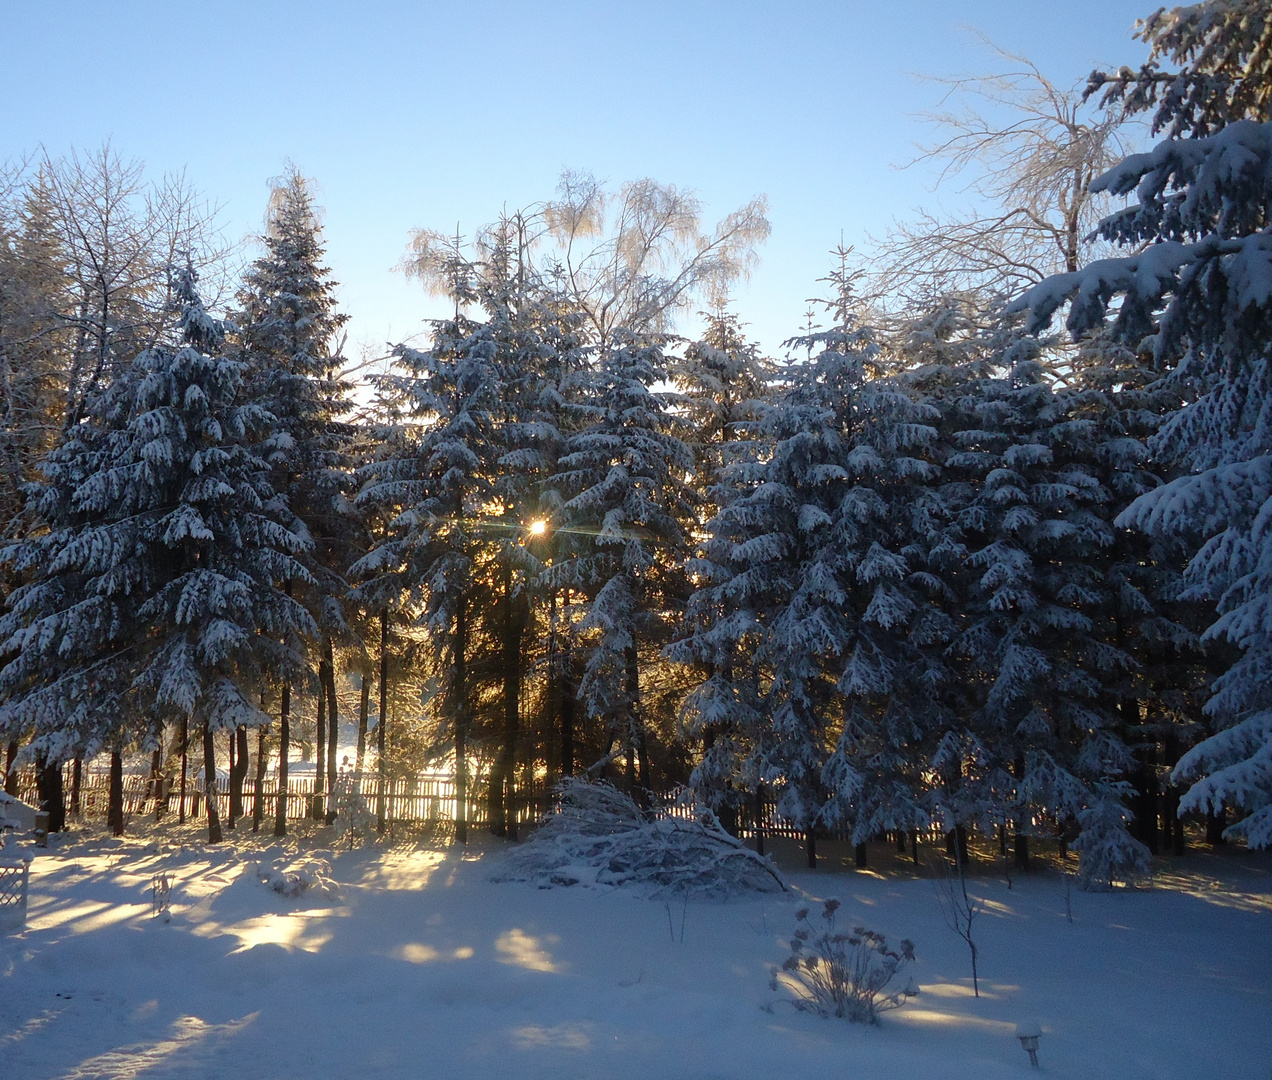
[11, 767, 553, 831]
[11, 764, 836, 841]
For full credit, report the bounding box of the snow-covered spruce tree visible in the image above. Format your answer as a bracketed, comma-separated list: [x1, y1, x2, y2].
[1060, 327, 1209, 857]
[354, 235, 501, 842]
[936, 320, 1152, 874]
[674, 255, 898, 867]
[666, 311, 772, 831]
[526, 268, 592, 786]
[472, 215, 578, 837]
[1013, 3, 1272, 847]
[715, 347, 852, 867]
[672, 309, 771, 512]
[236, 167, 357, 831]
[798, 306, 952, 866]
[0, 267, 313, 842]
[547, 331, 696, 795]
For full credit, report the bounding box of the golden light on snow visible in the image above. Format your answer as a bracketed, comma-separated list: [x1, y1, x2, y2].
[495, 927, 559, 972]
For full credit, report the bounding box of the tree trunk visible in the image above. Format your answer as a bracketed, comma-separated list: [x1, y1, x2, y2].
[1163, 730, 1186, 855]
[753, 787, 765, 857]
[1206, 808, 1227, 845]
[179, 718, 189, 824]
[313, 664, 327, 820]
[236, 726, 249, 820]
[377, 613, 389, 834]
[108, 748, 124, 836]
[356, 675, 369, 776]
[148, 749, 161, 800]
[909, 828, 919, 865]
[560, 651, 577, 779]
[324, 637, 338, 821]
[274, 683, 290, 837]
[203, 720, 222, 844]
[637, 730, 651, 798]
[1014, 832, 1029, 871]
[718, 804, 739, 837]
[452, 602, 468, 845]
[70, 758, 82, 819]
[149, 748, 163, 822]
[492, 562, 524, 839]
[624, 640, 648, 802]
[4, 740, 18, 796]
[1171, 801, 1186, 855]
[252, 725, 268, 833]
[37, 753, 66, 833]
[227, 729, 239, 828]
[546, 590, 559, 785]
[855, 842, 868, 869]
[1131, 721, 1160, 854]
[804, 825, 817, 870]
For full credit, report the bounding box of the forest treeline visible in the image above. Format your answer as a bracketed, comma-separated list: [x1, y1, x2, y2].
[1, 1, 1270, 889]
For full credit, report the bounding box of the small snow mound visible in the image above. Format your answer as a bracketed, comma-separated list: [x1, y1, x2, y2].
[0, 791, 37, 832]
[253, 855, 340, 901]
[494, 779, 786, 899]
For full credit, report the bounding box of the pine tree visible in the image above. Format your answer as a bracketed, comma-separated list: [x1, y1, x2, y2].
[1014, 5, 1272, 847]
[354, 234, 501, 842]
[236, 167, 356, 829]
[667, 312, 772, 831]
[0, 267, 313, 841]
[548, 331, 696, 794]
[936, 322, 1147, 868]
[476, 215, 572, 837]
[1061, 328, 1208, 857]
[774, 255, 949, 865]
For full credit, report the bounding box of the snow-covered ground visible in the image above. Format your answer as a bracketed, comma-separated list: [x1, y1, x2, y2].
[2, 826, 1269, 1079]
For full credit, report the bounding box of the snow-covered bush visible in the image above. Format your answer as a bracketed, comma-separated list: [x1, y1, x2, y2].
[1070, 792, 1153, 891]
[770, 899, 918, 1024]
[332, 776, 375, 849]
[494, 778, 785, 898]
[254, 856, 339, 901]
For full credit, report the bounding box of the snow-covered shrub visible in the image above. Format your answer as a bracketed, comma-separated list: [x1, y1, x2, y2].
[771, 900, 918, 1024]
[494, 778, 785, 898]
[332, 776, 375, 849]
[1070, 793, 1153, 891]
[254, 856, 339, 901]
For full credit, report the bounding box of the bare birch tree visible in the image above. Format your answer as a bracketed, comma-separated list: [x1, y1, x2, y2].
[869, 43, 1134, 307]
[401, 170, 770, 346]
[0, 173, 70, 538]
[38, 144, 230, 429]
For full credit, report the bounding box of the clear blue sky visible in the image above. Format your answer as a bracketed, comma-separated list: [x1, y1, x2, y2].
[0, 0, 1153, 360]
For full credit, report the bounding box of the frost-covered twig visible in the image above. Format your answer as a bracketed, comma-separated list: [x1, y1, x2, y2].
[770, 900, 918, 1023]
[932, 854, 981, 996]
